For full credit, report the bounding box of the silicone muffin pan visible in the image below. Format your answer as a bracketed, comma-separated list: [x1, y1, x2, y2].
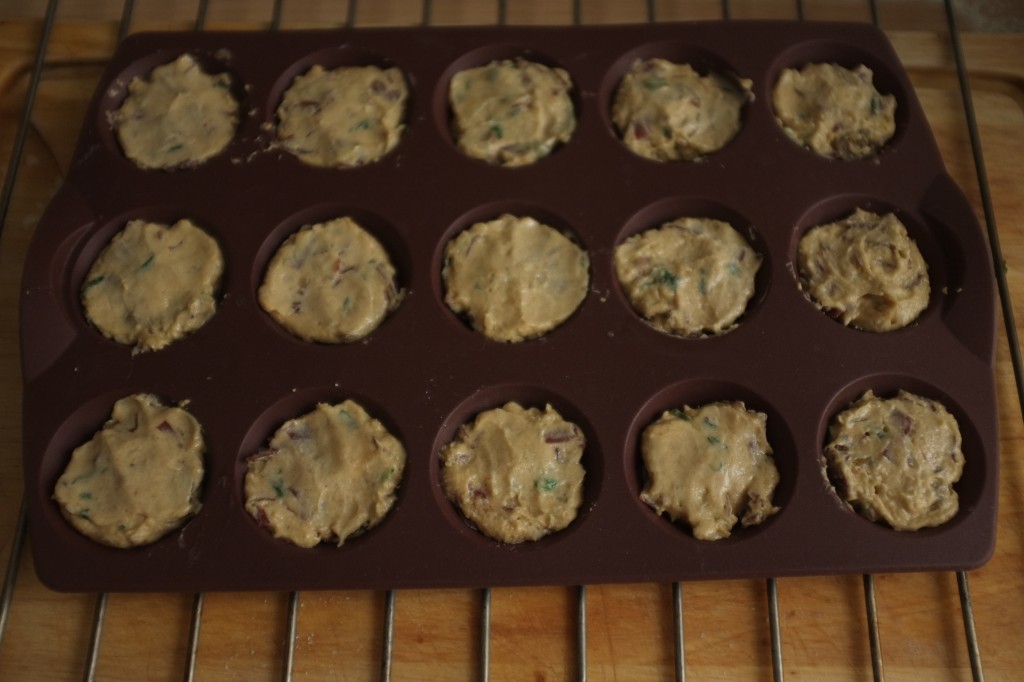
[21, 20, 998, 592]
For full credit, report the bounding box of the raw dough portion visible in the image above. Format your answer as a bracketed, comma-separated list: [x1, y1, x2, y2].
[824, 390, 964, 530]
[614, 217, 761, 337]
[53, 393, 205, 548]
[440, 402, 586, 544]
[772, 62, 896, 159]
[82, 218, 224, 352]
[612, 58, 751, 162]
[259, 217, 403, 343]
[111, 53, 239, 169]
[640, 401, 779, 541]
[442, 214, 589, 342]
[276, 64, 408, 167]
[245, 400, 406, 548]
[449, 58, 576, 166]
[797, 208, 929, 332]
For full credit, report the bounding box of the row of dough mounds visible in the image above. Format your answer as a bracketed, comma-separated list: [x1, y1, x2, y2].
[52, 389, 965, 549]
[27, 20, 996, 592]
[80, 208, 930, 353]
[108, 53, 896, 171]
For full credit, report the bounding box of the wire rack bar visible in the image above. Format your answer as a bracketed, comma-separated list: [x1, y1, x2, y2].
[83, 593, 108, 682]
[380, 589, 396, 682]
[282, 591, 300, 682]
[943, 0, 1024, 675]
[271, 0, 284, 31]
[183, 592, 204, 682]
[577, 585, 588, 682]
[0, 1, 1013, 680]
[480, 588, 492, 682]
[346, 0, 357, 29]
[116, 0, 135, 42]
[957, 570, 985, 682]
[943, 0, 1024, 423]
[863, 575, 885, 681]
[673, 582, 685, 682]
[0, 503, 26, 652]
[767, 578, 784, 682]
[0, 0, 59, 237]
[194, 0, 210, 31]
[0, 0, 61, 657]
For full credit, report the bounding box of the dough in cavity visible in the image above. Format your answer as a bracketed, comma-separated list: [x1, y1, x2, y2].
[442, 214, 589, 342]
[82, 218, 224, 352]
[797, 208, 929, 332]
[449, 58, 576, 166]
[258, 216, 403, 343]
[612, 58, 751, 162]
[111, 53, 239, 169]
[245, 400, 406, 548]
[614, 217, 761, 337]
[640, 401, 779, 541]
[276, 64, 408, 167]
[772, 62, 896, 159]
[824, 390, 964, 531]
[53, 393, 205, 548]
[440, 402, 586, 544]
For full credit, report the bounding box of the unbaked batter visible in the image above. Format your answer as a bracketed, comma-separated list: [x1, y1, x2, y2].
[614, 217, 761, 337]
[824, 390, 964, 530]
[245, 400, 406, 548]
[612, 58, 751, 162]
[640, 401, 779, 541]
[53, 393, 205, 548]
[82, 218, 224, 352]
[276, 64, 408, 167]
[440, 402, 586, 544]
[797, 208, 929, 332]
[442, 214, 589, 342]
[111, 53, 239, 169]
[772, 62, 896, 159]
[258, 217, 403, 343]
[449, 58, 576, 166]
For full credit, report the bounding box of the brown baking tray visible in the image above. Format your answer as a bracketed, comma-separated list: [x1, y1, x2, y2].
[20, 20, 998, 592]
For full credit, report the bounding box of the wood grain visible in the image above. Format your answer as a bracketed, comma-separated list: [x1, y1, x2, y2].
[0, 2, 1021, 679]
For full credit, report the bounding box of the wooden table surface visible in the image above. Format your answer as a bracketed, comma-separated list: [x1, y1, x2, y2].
[0, 2, 1021, 680]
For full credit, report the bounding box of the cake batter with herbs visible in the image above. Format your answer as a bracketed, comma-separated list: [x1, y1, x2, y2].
[442, 214, 589, 342]
[111, 53, 239, 169]
[276, 64, 408, 167]
[82, 218, 224, 352]
[640, 401, 779, 541]
[245, 400, 406, 548]
[612, 58, 751, 162]
[449, 58, 576, 166]
[797, 208, 929, 332]
[258, 217, 403, 343]
[53, 393, 205, 548]
[614, 217, 761, 337]
[440, 402, 586, 544]
[772, 62, 896, 159]
[824, 390, 964, 530]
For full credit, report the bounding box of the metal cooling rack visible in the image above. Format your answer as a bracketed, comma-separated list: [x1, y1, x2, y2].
[0, 1, 1018, 680]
